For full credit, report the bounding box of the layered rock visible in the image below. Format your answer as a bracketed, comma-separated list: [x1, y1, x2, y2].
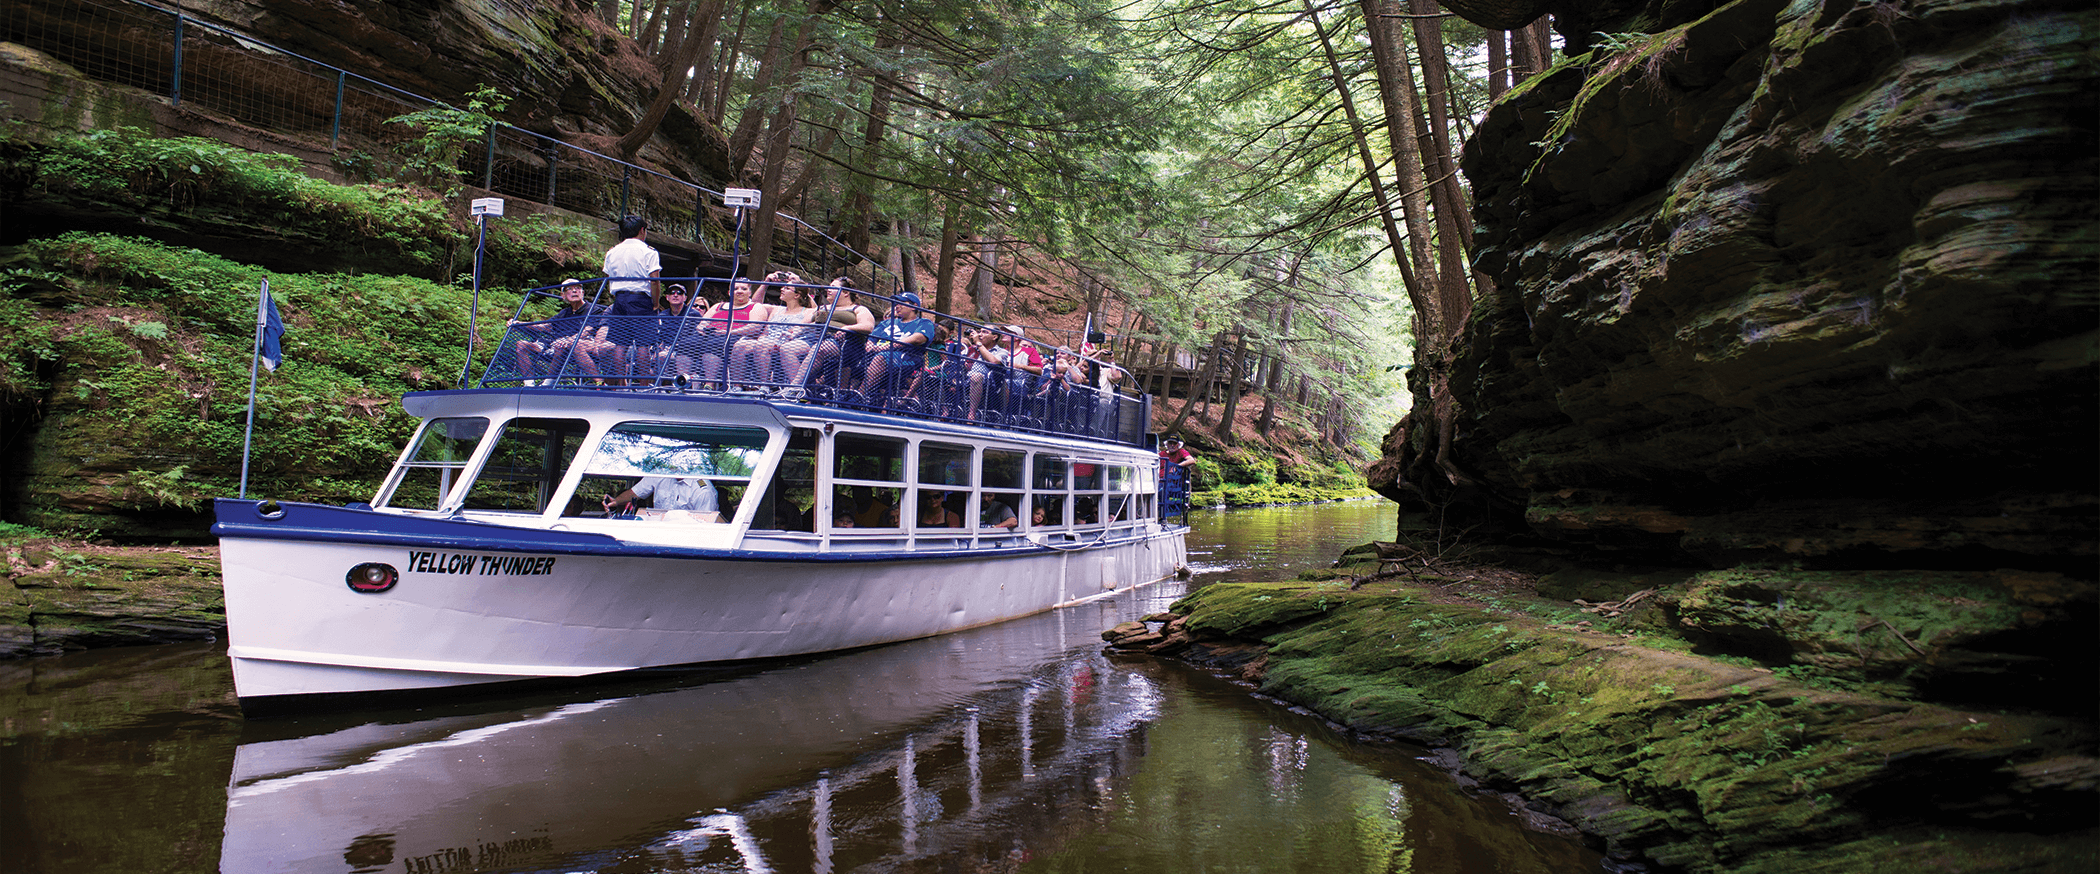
[1384, 0, 2099, 568]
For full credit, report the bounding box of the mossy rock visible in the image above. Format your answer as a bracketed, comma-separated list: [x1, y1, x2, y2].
[1167, 581, 2100, 872]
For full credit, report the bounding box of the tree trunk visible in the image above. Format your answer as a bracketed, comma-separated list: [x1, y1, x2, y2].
[970, 232, 999, 320]
[1487, 29, 1509, 99]
[1213, 331, 1249, 442]
[1165, 332, 1226, 436]
[1409, 0, 1476, 329]
[612, 7, 716, 160]
[934, 197, 961, 314]
[742, 97, 798, 276]
[1308, 0, 1424, 306]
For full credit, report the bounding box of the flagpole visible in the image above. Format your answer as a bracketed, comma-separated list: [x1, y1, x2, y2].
[239, 279, 267, 499]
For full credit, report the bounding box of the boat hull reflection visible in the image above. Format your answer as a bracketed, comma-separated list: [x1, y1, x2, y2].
[220, 598, 1157, 873]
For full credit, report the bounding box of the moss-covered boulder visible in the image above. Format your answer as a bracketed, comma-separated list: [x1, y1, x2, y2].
[1159, 579, 2100, 872]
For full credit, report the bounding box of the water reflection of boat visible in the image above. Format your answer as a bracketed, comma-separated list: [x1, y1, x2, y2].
[218, 598, 1161, 874]
[213, 274, 1186, 708]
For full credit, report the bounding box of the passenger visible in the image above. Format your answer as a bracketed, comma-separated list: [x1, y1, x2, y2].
[600, 475, 718, 521]
[848, 485, 894, 528]
[1030, 502, 1048, 527]
[637, 282, 697, 382]
[1090, 346, 1125, 434]
[690, 279, 767, 388]
[1000, 326, 1046, 416]
[511, 279, 607, 383]
[963, 326, 1006, 420]
[600, 216, 662, 383]
[757, 277, 823, 387]
[861, 292, 937, 400]
[602, 215, 662, 316]
[831, 511, 856, 529]
[980, 495, 1019, 530]
[798, 277, 876, 390]
[917, 491, 961, 528]
[729, 270, 799, 386]
[907, 322, 962, 409]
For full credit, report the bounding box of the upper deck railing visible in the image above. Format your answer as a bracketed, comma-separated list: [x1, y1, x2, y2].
[480, 277, 1151, 449]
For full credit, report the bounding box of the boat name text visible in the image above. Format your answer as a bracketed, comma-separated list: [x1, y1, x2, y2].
[405, 551, 558, 576]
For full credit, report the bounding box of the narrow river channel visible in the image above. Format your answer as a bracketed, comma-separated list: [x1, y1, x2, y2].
[0, 501, 1604, 873]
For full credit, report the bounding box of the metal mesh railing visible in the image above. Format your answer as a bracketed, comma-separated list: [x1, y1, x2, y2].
[1, 0, 874, 279]
[480, 277, 1150, 448]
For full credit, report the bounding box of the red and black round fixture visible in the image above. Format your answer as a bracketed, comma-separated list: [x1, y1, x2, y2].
[346, 563, 399, 594]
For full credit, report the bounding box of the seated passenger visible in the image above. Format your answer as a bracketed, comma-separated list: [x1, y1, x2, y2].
[980, 495, 1019, 530]
[691, 280, 768, 388]
[917, 491, 961, 528]
[511, 279, 608, 383]
[797, 277, 875, 390]
[757, 277, 823, 387]
[860, 292, 936, 400]
[600, 475, 719, 521]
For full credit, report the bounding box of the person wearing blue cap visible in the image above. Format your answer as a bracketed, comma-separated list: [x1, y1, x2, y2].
[861, 292, 937, 400]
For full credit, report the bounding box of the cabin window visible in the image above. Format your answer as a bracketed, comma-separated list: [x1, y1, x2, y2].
[750, 427, 820, 531]
[914, 441, 972, 533]
[832, 432, 906, 530]
[1072, 459, 1108, 526]
[982, 448, 1026, 532]
[380, 417, 488, 510]
[571, 422, 768, 522]
[1032, 453, 1069, 527]
[460, 418, 592, 514]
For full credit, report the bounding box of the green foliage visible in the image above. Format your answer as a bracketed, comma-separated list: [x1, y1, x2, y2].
[6, 126, 457, 271]
[5, 233, 515, 525]
[387, 84, 509, 196]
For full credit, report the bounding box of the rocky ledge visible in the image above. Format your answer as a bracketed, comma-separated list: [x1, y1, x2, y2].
[1373, 0, 2099, 572]
[1108, 553, 2097, 873]
[0, 541, 223, 658]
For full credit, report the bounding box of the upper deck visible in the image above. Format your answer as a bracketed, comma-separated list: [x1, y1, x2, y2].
[481, 276, 1149, 449]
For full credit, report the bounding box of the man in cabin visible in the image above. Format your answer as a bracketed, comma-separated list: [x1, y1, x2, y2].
[601, 476, 718, 518]
[980, 495, 1019, 530]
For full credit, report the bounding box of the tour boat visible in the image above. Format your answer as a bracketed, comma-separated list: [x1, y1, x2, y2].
[213, 276, 1188, 710]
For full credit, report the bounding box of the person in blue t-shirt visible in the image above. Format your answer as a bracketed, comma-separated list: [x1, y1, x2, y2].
[861, 292, 936, 398]
[511, 279, 608, 383]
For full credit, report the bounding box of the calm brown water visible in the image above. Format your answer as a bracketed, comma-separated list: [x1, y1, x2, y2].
[0, 501, 1605, 873]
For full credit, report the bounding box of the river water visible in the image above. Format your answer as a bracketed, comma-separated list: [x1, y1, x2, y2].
[0, 501, 1604, 873]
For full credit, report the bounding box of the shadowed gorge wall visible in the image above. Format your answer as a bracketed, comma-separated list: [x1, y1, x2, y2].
[1374, 0, 2097, 570]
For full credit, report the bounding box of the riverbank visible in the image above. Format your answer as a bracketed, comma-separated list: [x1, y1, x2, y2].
[1107, 547, 2099, 873]
[0, 536, 222, 658]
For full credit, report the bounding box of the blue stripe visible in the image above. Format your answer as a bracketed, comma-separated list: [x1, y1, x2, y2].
[211, 499, 1157, 563]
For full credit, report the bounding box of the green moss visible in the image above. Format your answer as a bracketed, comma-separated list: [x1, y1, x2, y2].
[1166, 579, 2099, 871]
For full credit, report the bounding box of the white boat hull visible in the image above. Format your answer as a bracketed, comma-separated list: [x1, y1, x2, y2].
[221, 529, 1185, 703]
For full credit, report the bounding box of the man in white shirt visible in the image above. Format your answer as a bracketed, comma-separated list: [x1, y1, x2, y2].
[603, 215, 661, 317]
[602, 476, 719, 518]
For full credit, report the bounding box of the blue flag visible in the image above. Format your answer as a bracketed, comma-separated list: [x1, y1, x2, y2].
[258, 280, 286, 372]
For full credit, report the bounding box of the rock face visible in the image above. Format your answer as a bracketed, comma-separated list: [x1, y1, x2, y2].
[1384, 0, 2098, 569]
[4, 0, 729, 189]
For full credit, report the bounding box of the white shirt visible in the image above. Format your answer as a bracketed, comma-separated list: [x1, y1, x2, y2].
[632, 476, 718, 513]
[603, 237, 661, 296]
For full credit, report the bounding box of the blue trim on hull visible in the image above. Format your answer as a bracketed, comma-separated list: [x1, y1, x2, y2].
[212, 498, 1155, 563]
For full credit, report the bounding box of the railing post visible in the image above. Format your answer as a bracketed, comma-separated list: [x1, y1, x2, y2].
[482, 123, 496, 190]
[619, 168, 632, 219]
[544, 139, 559, 206]
[696, 186, 707, 242]
[330, 71, 345, 150]
[170, 12, 184, 105]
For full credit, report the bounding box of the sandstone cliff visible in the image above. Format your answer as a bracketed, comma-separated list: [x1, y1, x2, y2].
[1373, 0, 2098, 571]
